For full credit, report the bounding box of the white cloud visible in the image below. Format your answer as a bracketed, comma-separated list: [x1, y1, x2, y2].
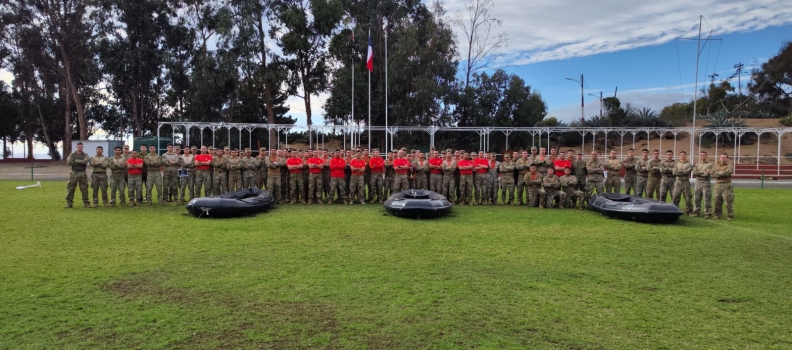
[445, 0, 792, 65]
[550, 85, 694, 123]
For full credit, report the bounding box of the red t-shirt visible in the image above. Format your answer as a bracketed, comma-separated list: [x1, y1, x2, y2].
[428, 157, 443, 174]
[554, 159, 571, 177]
[127, 157, 143, 175]
[474, 158, 489, 174]
[369, 157, 385, 173]
[350, 159, 366, 175]
[330, 157, 346, 178]
[458, 159, 474, 175]
[194, 154, 212, 171]
[307, 157, 324, 174]
[286, 157, 303, 173]
[393, 158, 410, 175]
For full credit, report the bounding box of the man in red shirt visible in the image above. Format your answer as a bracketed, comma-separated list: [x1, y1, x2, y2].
[428, 150, 443, 193]
[328, 150, 348, 204]
[368, 149, 385, 203]
[349, 150, 367, 204]
[194, 146, 213, 197]
[457, 151, 475, 205]
[126, 150, 144, 206]
[286, 152, 304, 204]
[392, 149, 410, 193]
[306, 150, 325, 204]
[554, 152, 572, 177]
[474, 150, 489, 205]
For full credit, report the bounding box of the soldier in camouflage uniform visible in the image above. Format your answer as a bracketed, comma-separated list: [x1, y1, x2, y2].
[540, 168, 563, 208]
[162, 144, 180, 203]
[384, 151, 396, 198]
[322, 150, 331, 199]
[265, 149, 285, 203]
[441, 150, 458, 204]
[414, 152, 429, 190]
[286, 150, 305, 204]
[646, 150, 662, 199]
[88, 146, 110, 207]
[126, 150, 144, 206]
[524, 165, 543, 207]
[348, 150, 367, 204]
[712, 154, 734, 220]
[178, 146, 196, 203]
[658, 150, 676, 203]
[671, 151, 693, 215]
[257, 147, 267, 189]
[634, 149, 650, 197]
[692, 151, 714, 218]
[572, 152, 587, 193]
[108, 146, 127, 206]
[139, 144, 149, 199]
[212, 148, 228, 194]
[226, 149, 243, 191]
[484, 152, 499, 205]
[604, 150, 622, 193]
[560, 167, 584, 209]
[622, 148, 637, 195]
[242, 148, 258, 190]
[144, 145, 164, 205]
[428, 150, 443, 192]
[194, 146, 213, 197]
[534, 147, 551, 180]
[307, 150, 325, 204]
[514, 150, 532, 205]
[457, 151, 475, 205]
[585, 151, 605, 201]
[498, 154, 515, 205]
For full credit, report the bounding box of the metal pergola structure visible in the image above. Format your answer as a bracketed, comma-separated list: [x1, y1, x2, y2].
[158, 122, 791, 175]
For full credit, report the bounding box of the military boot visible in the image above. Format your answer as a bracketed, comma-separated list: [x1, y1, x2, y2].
[369, 198, 378, 204]
[468, 199, 475, 206]
[289, 198, 295, 205]
[360, 200, 366, 205]
[307, 199, 314, 205]
[91, 202, 99, 208]
[690, 212, 699, 217]
[559, 203, 565, 209]
[103, 202, 109, 207]
[379, 198, 384, 204]
[83, 202, 90, 208]
[64, 202, 73, 209]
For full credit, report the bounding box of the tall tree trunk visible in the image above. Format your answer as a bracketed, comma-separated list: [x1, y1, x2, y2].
[302, 62, 312, 145]
[63, 82, 73, 159]
[59, 41, 88, 140]
[257, 16, 276, 149]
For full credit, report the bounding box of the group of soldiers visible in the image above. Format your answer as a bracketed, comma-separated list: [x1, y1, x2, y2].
[64, 141, 735, 220]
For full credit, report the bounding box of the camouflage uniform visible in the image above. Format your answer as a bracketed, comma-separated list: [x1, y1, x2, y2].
[585, 159, 605, 201]
[414, 159, 429, 190]
[308, 163, 325, 204]
[349, 173, 365, 204]
[712, 162, 734, 220]
[498, 160, 515, 204]
[524, 172, 543, 207]
[572, 159, 588, 192]
[658, 159, 677, 203]
[162, 151, 180, 202]
[429, 161, 443, 193]
[560, 175, 584, 209]
[540, 173, 563, 208]
[144, 152, 164, 204]
[534, 156, 551, 179]
[127, 159, 143, 205]
[288, 165, 306, 204]
[671, 159, 693, 215]
[646, 158, 662, 200]
[242, 154, 258, 190]
[108, 155, 127, 206]
[458, 165, 474, 205]
[623, 156, 637, 195]
[89, 154, 110, 207]
[322, 157, 331, 198]
[195, 154, 212, 198]
[227, 156, 243, 191]
[514, 157, 531, 205]
[485, 158, 499, 205]
[139, 151, 148, 199]
[212, 155, 228, 194]
[65, 151, 90, 207]
[441, 159, 458, 203]
[604, 157, 622, 193]
[179, 153, 196, 202]
[692, 161, 714, 217]
[256, 149, 267, 189]
[265, 155, 285, 203]
[384, 159, 395, 197]
[634, 157, 650, 197]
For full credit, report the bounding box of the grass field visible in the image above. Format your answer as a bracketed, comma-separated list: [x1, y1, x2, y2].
[1, 181, 791, 349]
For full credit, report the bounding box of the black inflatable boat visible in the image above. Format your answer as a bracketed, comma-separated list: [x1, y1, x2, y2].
[383, 189, 452, 219]
[587, 193, 683, 223]
[186, 188, 275, 218]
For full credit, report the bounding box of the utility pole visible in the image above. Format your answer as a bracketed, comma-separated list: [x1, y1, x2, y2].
[566, 74, 584, 122]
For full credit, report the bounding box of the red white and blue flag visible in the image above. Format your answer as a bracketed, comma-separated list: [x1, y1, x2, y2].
[366, 34, 373, 72]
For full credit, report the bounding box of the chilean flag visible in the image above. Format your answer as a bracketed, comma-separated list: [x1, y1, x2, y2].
[366, 34, 373, 72]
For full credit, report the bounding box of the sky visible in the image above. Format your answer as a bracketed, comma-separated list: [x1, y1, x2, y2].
[4, 0, 792, 157]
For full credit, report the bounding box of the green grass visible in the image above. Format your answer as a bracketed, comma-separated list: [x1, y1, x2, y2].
[1, 181, 792, 349]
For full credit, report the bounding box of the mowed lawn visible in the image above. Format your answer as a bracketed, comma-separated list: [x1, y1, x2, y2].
[1, 181, 791, 349]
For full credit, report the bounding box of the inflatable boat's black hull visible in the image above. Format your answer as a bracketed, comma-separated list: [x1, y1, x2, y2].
[186, 188, 274, 218]
[383, 190, 452, 219]
[587, 193, 683, 223]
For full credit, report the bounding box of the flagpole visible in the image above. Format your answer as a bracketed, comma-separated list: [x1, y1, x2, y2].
[368, 29, 371, 151]
[351, 29, 354, 152]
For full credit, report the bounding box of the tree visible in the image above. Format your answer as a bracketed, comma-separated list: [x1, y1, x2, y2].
[452, 0, 509, 89]
[276, 0, 344, 145]
[749, 41, 792, 117]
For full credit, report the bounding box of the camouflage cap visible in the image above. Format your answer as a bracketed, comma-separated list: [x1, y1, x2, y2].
[224, 146, 230, 150]
[174, 145, 181, 150]
[244, 147, 251, 152]
[259, 147, 267, 151]
[123, 145, 130, 149]
[190, 145, 197, 149]
[531, 146, 537, 151]
[445, 148, 452, 153]
[208, 146, 215, 151]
